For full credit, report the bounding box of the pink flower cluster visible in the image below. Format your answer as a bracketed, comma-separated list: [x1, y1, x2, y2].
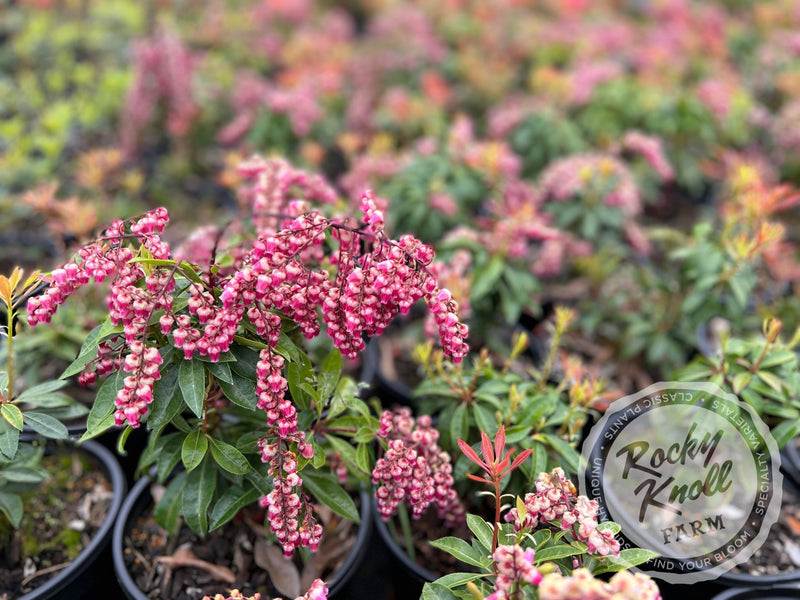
[371, 408, 464, 525]
[258, 433, 320, 557]
[27, 208, 173, 428]
[486, 545, 543, 600]
[538, 568, 661, 600]
[505, 468, 620, 558]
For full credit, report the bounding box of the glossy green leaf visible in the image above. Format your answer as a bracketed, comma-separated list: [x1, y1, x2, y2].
[183, 456, 217, 537]
[117, 426, 133, 456]
[156, 433, 184, 482]
[1, 404, 23, 430]
[466, 514, 493, 553]
[15, 379, 68, 403]
[217, 377, 258, 411]
[471, 255, 505, 302]
[23, 411, 68, 439]
[155, 471, 187, 536]
[532, 543, 582, 562]
[432, 572, 487, 588]
[179, 359, 206, 418]
[318, 348, 342, 401]
[449, 403, 468, 451]
[206, 361, 234, 385]
[301, 469, 360, 523]
[472, 404, 497, 436]
[421, 582, 460, 600]
[182, 430, 209, 472]
[60, 324, 102, 379]
[147, 364, 182, 430]
[1, 466, 48, 483]
[592, 548, 660, 574]
[355, 442, 371, 475]
[209, 438, 250, 475]
[0, 492, 23, 527]
[771, 419, 800, 450]
[429, 536, 486, 568]
[210, 485, 261, 531]
[84, 370, 123, 438]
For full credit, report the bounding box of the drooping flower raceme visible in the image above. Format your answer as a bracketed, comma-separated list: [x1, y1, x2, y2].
[372, 407, 465, 526]
[486, 545, 543, 600]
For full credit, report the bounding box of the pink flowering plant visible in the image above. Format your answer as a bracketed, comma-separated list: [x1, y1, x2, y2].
[24, 156, 469, 567]
[423, 432, 659, 600]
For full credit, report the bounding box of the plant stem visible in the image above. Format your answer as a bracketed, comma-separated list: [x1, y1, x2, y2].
[5, 306, 14, 402]
[396, 502, 416, 561]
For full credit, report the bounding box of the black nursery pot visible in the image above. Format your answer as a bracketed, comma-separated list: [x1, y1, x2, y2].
[20, 440, 127, 600]
[372, 501, 436, 597]
[113, 475, 374, 599]
[711, 585, 800, 600]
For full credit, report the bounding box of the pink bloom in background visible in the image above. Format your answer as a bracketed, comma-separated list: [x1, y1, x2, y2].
[538, 153, 643, 217]
[120, 28, 199, 156]
[622, 131, 675, 182]
[569, 61, 623, 106]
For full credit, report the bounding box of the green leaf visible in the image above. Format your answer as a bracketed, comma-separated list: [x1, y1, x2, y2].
[15, 379, 68, 403]
[23, 411, 68, 439]
[472, 404, 497, 436]
[1, 404, 23, 430]
[155, 471, 187, 536]
[541, 433, 580, 474]
[210, 485, 261, 531]
[318, 348, 342, 401]
[60, 324, 102, 379]
[156, 433, 184, 482]
[117, 426, 133, 456]
[759, 350, 797, 369]
[471, 255, 505, 302]
[183, 456, 217, 537]
[757, 371, 785, 395]
[84, 370, 123, 438]
[528, 442, 547, 484]
[217, 377, 258, 411]
[179, 359, 206, 418]
[301, 469, 360, 523]
[421, 582, 460, 600]
[206, 361, 234, 385]
[429, 537, 487, 568]
[466, 514, 494, 553]
[147, 364, 182, 430]
[532, 543, 582, 562]
[449, 403, 468, 451]
[0, 419, 19, 461]
[355, 442, 371, 475]
[432, 572, 488, 588]
[771, 419, 800, 450]
[209, 438, 250, 475]
[229, 345, 260, 380]
[326, 434, 369, 478]
[592, 548, 660, 574]
[1, 466, 48, 483]
[182, 430, 209, 472]
[0, 491, 23, 527]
